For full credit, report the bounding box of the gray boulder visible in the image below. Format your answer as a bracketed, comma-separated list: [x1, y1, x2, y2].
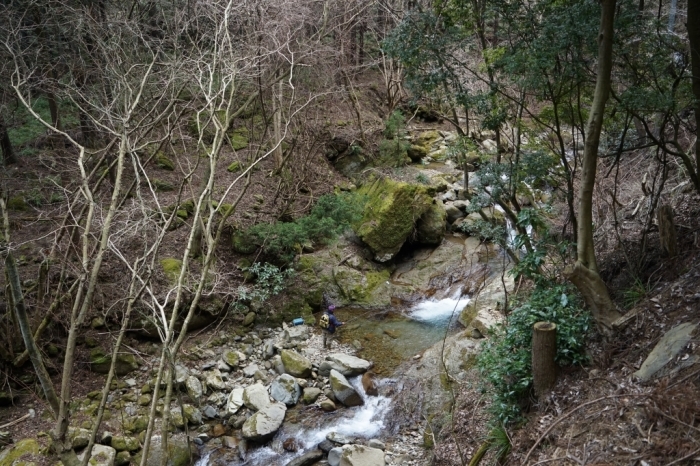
[634, 322, 699, 382]
[338, 445, 385, 466]
[77, 445, 117, 466]
[242, 383, 271, 411]
[205, 369, 226, 390]
[329, 370, 363, 407]
[270, 374, 301, 406]
[283, 325, 309, 343]
[280, 350, 313, 378]
[242, 363, 260, 378]
[185, 376, 203, 404]
[221, 349, 240, 368]
[285, 450, 323, 466]
[319, 354, 371, 377]
[241, 402, 286, 441]
[302, 387, 322, 404]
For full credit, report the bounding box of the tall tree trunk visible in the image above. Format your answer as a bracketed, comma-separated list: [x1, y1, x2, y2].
[566, 0, 622, 332]
[688, 0, 700, 174]
[0, 114, 17, 165]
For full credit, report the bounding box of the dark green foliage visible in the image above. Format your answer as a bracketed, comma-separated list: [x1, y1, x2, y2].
[243, 193, 365, 263]
[477, 283, 590, 425]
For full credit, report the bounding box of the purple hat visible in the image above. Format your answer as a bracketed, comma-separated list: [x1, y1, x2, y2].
[328, 305, 336, 312]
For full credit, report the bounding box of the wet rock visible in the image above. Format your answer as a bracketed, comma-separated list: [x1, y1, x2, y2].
[368, 439, 385, 450]
[280, 350, 313, 378]
[205, 369, 226, 390]
[337, 444, 385, 466]
[226, 388, 245, 415]
[323, 388, 336, 402]
[302, 387, 322, 404]
[317, 440, 335, 453]
[285, 450, 323, 466]
[241, 402, 287, 441]
[415, 202, 446, 245]
[329, 370, 363, 407]
[327, 432, 353, 445]
[319, 354, 371, 377]
[320, 399, 336, 411]
[185, 376, 203, 404]
[634, 322, 699, 382]
[362, 372, 378, 397]
[283, 438, 299, 452]
[77, 444, 117, 466]
[242, 383, 271, 411]
[263, 340, 275, 360]
[222, 436, 239, 449]
[270, 374, 301, 406]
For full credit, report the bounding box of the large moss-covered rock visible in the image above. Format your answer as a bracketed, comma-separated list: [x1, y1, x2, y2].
[415, 201, 446, 245]
[77, 445, 117, 466]
[332, 267, 392, 307]
[280, 350, 312, 378]
[89, 348, 138, 376]
[0, 438, 40, 466]
[354, 178, 433, 262]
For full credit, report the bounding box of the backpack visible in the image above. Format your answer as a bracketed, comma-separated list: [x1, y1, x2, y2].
[319, 313, 330, 329]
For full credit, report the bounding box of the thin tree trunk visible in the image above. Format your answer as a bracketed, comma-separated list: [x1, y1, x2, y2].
[5, 251, 60, 415]
[566, 0, 622, 331]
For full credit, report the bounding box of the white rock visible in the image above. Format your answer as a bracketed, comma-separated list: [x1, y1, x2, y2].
[226, 387, 245, 415]
[77, 444, 117, 466]
[241, 402, 286, 441]
[205, 369, 226, 390]
[242, 383, 271, 411]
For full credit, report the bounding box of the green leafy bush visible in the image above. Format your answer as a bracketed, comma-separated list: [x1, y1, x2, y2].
[243, 192, 365, 263]
[237, 262, 292, 303]
[477, 283, 590, 424]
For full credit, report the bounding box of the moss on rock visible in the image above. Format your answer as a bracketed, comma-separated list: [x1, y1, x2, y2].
[0, 439, 40, 466]
[415, 201, 446, 245]
[160, 258, 183, 283]
[6, 196, 28, 211]
[355, 177, 433, 261]
[155, 153, 175, 171]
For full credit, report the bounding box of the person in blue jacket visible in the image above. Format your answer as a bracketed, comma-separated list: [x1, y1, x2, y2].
[322, 305, 344, 349]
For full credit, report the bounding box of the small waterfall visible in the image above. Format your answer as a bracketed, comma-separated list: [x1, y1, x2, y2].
[407, 288, 468, 325]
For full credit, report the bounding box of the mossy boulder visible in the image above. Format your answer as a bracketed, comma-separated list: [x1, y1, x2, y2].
[160, 258, 183, 283]
[0, 438, 39, 466]
[332, 267, 391, 308]
[153, 179, 175, 191]
[110, 436, 140, 452]
[230, 128, 249, 151]
[123, 416, 149, 434]
[155, 153, 175, 171]
[280, 350, 312, 378]
[227, 161, 242, 173]
[6, 196, 28, 211]
[407, 144, 430, 162]
[354, 177, 434, 261]
[89, 348, 138, 376]
[415, 201, 446, 245]
[132, 435, 195, 466]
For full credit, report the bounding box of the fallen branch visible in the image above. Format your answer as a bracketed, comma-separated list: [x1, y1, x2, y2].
[664, 447, 700, 466]
[522, 394, 648, 464]
[0, 409, 35, 429]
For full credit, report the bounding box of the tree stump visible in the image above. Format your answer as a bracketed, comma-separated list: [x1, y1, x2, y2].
[532, 321, 557, 397]
[657, 204, 677, 257]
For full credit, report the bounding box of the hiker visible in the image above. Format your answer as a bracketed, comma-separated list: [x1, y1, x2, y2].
[320, 305, 344, 349]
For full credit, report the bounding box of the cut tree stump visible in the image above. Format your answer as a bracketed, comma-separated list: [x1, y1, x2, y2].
[532, 321, 557, 397]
